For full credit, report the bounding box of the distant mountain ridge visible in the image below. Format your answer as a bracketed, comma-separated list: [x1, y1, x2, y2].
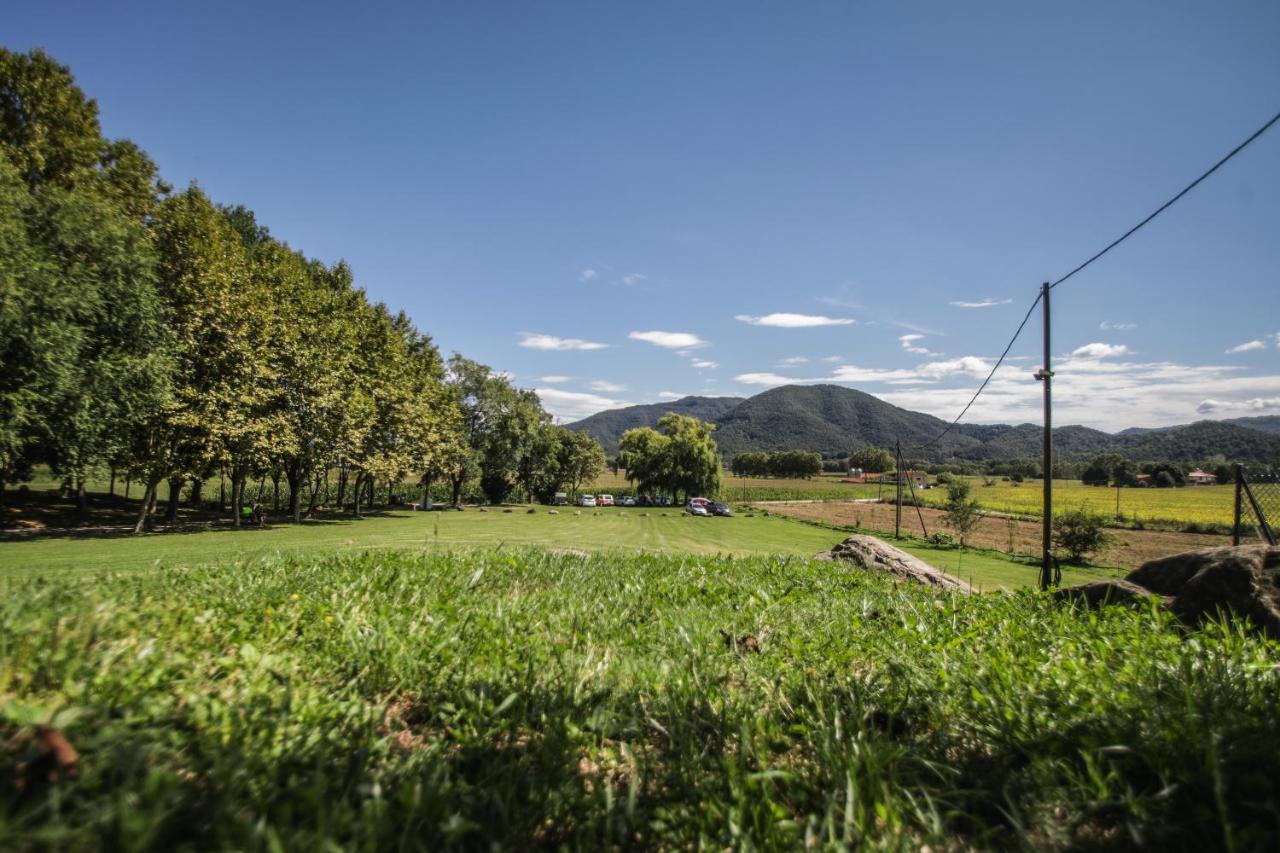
[565, 384, 1280, 464]
[565, 396, 745, 454]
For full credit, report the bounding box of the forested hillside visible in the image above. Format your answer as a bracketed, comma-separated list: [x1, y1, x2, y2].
[566, 396, 743, 454]
[570, 384, 1280, 464]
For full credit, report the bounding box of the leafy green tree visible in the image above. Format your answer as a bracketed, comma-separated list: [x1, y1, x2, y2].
[849, 447, 894, 474]
[150, 186, 275, 528]
[944, 480, 982, 547]
[562, 431, 606, 497]
[730, 452, 769, 478]
[446, 355, 548, 505]
[617, 427, 671, 496]
[0, 48, 104, 189]
[0, 155, 54, 501]
[657, 413, 721, 502]
[34, 185, 172, 511]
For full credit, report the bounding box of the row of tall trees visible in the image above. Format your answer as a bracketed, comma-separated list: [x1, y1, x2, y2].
[617, 414, 721, 502]
[0, 48, 605, 527]
[729, 450, 822, 479]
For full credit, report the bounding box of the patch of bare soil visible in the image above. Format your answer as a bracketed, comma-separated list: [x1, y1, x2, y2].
[761, 500, 1230, 571]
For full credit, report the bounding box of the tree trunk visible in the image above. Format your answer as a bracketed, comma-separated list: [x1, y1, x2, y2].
[165, 475, 182, 522]
[108, 467, 116, 498]
[133, 479, 159, 534]
[231, 471, 243, 528]
[76, 476, 88, 513]
[306, 470, 322, 518]
[219, 466, 226, 513]
[352, 472, 363, 517]
[124, 477, 131, 499]
[189, 478, 203, 507]
[450, 474, 464, 507]
[272, 471, 281, 512]
[287, 464, 302, 522]
[336, 463, 347, 510]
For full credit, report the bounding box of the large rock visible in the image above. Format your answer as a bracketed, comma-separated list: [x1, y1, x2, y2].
[817, 535, 974, 594]
[1058, 545, 1280, 638]
[1053, 579, 1168, 611]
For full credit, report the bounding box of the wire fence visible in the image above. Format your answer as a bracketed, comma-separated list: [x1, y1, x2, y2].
[1234, 466, 1279, 546]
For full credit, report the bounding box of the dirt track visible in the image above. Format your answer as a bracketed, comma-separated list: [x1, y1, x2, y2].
[760, 500, 1231, 570]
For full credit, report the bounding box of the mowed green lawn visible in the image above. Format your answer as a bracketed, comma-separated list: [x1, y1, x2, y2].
[0, 506, 1114, 591]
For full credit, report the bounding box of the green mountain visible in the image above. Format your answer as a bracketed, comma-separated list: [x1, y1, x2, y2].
[708, 385, 982, 458]
[567, 384, 1280, 464]
[566, 395, 744, 454]
[1220, 415, 1280, 436]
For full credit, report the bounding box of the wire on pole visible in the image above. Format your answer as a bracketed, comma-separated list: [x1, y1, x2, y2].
[1050, 109, 1280, 290]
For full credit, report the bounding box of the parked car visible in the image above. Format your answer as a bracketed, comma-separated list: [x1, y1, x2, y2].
[686, 497, 711, 516]
[710, 501, 732, 517]
[654, 496, 672, 507]
[619, 495, 637, 507]
[552, 492, 568, 505]
[578, 494, 597, 507]
[596, 494, 614, 507]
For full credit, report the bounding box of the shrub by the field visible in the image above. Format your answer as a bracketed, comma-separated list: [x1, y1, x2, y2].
[1053, 508, 1114, 562]
[1, 550, 1277, 849]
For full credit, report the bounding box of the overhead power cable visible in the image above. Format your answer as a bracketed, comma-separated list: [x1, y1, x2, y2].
[909, 291, 1041, 451]
[907, 107, 1279, 452]
[1051, 109, 1280, 289]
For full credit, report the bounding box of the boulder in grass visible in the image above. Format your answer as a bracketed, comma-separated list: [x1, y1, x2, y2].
[1054, 579, 1168, 611]
[1058, 545, 1280, 639]
[816, 535, 973, 594]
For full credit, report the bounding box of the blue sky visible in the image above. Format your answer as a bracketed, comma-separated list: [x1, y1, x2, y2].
[9, 1, 1279, 430]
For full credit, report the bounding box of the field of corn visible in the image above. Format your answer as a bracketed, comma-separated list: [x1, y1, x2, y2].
[3, 549, 1277, 849]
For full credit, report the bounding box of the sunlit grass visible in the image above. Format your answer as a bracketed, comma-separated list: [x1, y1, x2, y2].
[2, 549, 1275, 848]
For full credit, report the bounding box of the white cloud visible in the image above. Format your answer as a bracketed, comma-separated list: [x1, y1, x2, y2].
[829, 365, 924, 383]
[691, 359, 719, 369]
[657, 391, 683, 399]
[519, 333, 608, 351]
[1100, 321, 1137, 331]
[898, 333, 940, 356]
[588, 379, 625, 392]
[534, 388, 631, 420]
[916, 356, 993, 379]
[629, 330, 707, 349]
[822, 355, 844, 363]
[1197, 397, 1280, 414]
[1070, 343, 1131, 359]
[733, 372, 796, 386]
[621, 273, 647, 286]
[539, 375, 572, 383]
[1227, 339, 1267, 353]
[950, 298, 1012, 309]
[736, 312, 855, 328]
[579, 268, 597, 282]
[780, 356, 809, 365]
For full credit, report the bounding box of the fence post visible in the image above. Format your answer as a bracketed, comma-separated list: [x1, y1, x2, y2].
[1233, 464, 1242, 546]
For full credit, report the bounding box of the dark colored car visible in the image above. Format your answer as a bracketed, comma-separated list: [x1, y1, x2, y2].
[710, 501, 732, 517]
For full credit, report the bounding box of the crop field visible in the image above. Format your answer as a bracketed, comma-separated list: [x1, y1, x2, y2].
[3, 549, 1277, 849]
[922, 479, 1237, 529]
[587, 472, 1236, 529]
[0, 508, 1111, 591]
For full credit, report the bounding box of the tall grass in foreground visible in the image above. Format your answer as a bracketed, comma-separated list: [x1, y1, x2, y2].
[2, 550, 1277, 849]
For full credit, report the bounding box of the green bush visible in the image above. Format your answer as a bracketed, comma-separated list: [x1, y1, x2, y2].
[1053, 508, 1113, 562]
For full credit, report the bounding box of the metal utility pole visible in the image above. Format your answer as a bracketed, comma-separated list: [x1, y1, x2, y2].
[1035, 282, 1055, 589]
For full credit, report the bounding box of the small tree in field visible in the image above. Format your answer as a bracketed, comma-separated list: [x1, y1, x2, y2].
[1053, 509, 1112, 563]
[944, 480, 981, 547]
